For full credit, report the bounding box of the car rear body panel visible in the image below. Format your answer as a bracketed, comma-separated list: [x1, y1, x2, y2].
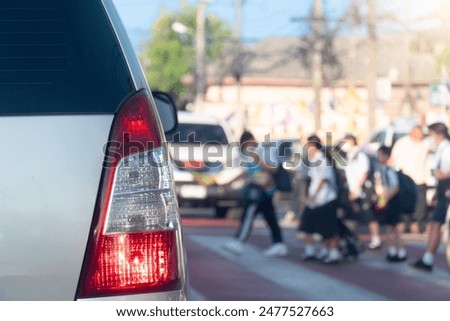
[0, 115, 113, 300]
[0, 0, 188, 301]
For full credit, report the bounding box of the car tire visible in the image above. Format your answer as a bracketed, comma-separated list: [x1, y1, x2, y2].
[215, 206, 229, 218]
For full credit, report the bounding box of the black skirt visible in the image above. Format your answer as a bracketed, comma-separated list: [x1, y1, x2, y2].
[372, 194, 401, 226]
[299, 200, 340, 240]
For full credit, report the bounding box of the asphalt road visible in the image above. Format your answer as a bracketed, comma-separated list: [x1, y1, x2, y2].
[182, 216, 450, 301]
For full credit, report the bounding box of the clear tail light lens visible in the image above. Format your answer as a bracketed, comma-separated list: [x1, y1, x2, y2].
[77, 91, 181, 299]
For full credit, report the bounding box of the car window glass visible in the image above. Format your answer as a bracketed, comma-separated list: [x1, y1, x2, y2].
[393, 133, 406, 144]
[370, 132, 385, 143]
[167, 124, 228, 145]
[0, 0, 132, 114]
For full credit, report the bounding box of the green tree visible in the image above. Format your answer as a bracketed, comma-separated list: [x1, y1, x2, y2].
[141, 3, 232, 102]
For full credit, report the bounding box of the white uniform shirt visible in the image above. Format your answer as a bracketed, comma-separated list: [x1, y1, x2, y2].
[391, 136, 429, 185]
[307, 151, 337, 208]
[435, 139, 450, 174]
[344, 149, 370, 197]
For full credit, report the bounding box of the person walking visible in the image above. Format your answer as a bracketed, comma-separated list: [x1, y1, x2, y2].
[391, 125, 430, 233]
[341, 134, 381, 250]
[373, 146, 407, 262]
[299, 135, 341, 264]
[412, 123, 450, 271]
[223, 131, 288, 257]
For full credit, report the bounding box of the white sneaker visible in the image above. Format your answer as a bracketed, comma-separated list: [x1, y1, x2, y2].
[323, 251, 342, 264]
[322, 255, 341, 264]
[367, 240, 382, 250]
[264, 243, 288, 257]
[316, 247, 328, 260]
[222, 239, 244, 255]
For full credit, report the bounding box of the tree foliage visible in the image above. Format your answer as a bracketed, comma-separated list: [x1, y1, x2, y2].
[140, 3, 232, 100]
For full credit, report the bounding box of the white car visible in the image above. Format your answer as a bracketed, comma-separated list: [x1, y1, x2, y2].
[0, 0, 188, 300]
[167, 112, 244, 218]
[368, 126, 408, 151]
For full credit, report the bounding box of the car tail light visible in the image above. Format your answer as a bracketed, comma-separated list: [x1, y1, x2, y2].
[184, 160, 205, 169]
[76, 91, 181, 299]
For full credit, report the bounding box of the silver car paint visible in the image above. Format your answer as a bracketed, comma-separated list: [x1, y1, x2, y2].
[101, 0, 189, 300]
[0, 115, 113, 300]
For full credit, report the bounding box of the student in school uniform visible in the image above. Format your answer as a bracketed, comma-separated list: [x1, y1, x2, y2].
[373, 146, 407, 262]
[412, 123, 450, 272]
[299, 135, 341, 264]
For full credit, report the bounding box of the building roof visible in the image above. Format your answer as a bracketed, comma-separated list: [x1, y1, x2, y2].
[205, 34, 440, 86]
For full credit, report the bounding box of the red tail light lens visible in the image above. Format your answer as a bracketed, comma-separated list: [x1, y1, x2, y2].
[184, 160, 205, 169]
[77, 91, 180, 299]
[80, 231, 179, 297]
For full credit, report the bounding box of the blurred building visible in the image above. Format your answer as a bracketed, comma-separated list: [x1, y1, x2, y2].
[183, 34, 450, 141]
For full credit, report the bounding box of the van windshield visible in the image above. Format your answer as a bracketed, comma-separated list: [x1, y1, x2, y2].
[167, 124, 229, 145]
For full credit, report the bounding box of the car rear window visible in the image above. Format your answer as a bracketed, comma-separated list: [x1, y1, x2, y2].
[0, 0, 132, 115]
[167, 123, 229, 145]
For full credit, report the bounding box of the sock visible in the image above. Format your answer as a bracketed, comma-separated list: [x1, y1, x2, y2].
[397, 248, 407, 258]
[422, 252, 434, 265]
[388, 246, 397, 256]
[371, 236, 380, 245]
[317, 246, 328, 258]
[328, 248, 341, 260]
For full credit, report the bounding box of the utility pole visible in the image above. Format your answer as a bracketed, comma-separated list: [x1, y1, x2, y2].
[234, 0, 244, 135]
[403, 0, 414, 115]
[312, 0, 324, 132]
[367, 0, 377, 134]
[195, 0, 207, 113]
[348, 0, 359, 87]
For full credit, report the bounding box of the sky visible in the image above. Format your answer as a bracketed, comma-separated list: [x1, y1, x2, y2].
[112, 0, 349, 53]
[112, 0, 446, 54]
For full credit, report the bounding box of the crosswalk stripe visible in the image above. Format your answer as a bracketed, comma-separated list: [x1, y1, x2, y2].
[188, 234, 389, 301]
[401, 240, 446, 254]
[354, 252, 450, 289]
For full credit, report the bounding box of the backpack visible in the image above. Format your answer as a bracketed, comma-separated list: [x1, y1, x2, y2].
[273, 164, 292, 192]
[331, 166, 349, 208]
[338, 219, 363, 260]
[397, 171, 418, 214]
[326, 147, 349, 208]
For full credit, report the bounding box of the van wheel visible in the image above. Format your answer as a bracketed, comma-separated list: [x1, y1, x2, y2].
[215, 206, 229, 218]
